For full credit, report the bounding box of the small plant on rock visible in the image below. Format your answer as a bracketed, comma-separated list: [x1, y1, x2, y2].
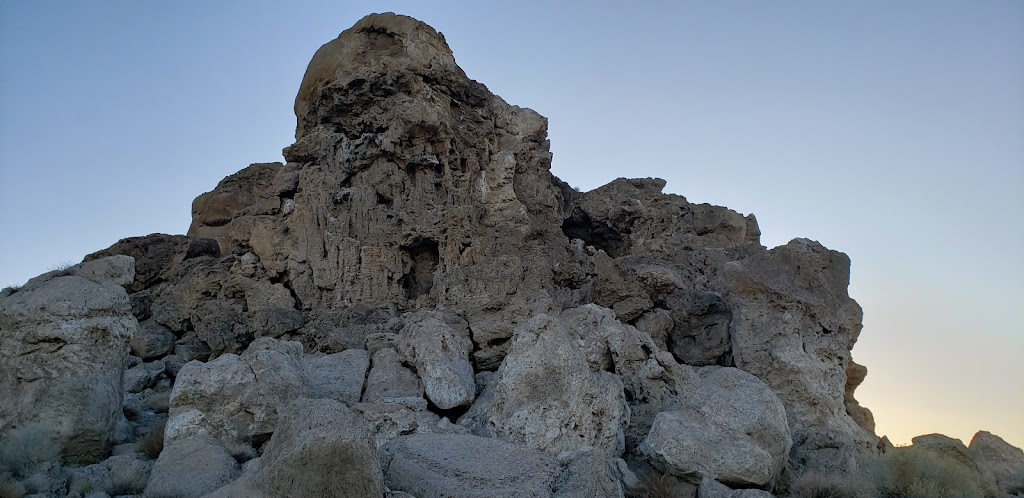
[138, 423, 165, 460]
[48, 261, 75, 277]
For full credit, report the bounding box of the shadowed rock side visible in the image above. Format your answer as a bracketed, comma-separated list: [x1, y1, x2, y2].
[7, 11, 1023, 498]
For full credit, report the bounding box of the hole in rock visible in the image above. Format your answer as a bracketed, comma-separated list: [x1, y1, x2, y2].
[400, 238, 439, 300]
[426, 397, 471, 424]
[561, 207, 628, 257]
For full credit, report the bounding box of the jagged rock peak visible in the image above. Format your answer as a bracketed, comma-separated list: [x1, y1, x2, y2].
[294, 12, 479, 140]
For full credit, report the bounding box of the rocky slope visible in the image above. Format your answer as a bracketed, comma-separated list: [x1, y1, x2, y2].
[1, 12, 1021, 498]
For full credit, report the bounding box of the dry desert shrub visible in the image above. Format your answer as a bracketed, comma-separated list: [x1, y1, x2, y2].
[789, 472, 858, 498]
[627, 472, 688, 498]
[122, 403, 142, 421]
[0, 425, 60, 478]
[876, 447, 983, 498]
[144, 391, 171, 413]
[0, 478, 25, 498]
[138, 423, 165, 460]
[105, 461, 149, 495]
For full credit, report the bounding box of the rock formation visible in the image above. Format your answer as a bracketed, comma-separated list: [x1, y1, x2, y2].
[2, 12, 1022, 498]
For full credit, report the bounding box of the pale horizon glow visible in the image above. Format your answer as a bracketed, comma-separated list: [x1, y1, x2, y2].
[2, 1, 1021, 448]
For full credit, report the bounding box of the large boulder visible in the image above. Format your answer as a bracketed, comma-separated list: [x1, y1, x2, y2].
[479, 314, 629, 455]
[143, 435, 239, 498]
[910, 433, 998, 495]
[641, 367, 790, 488]
[362, 347, 424, 404]
[304, 348, 370, 404]
[380, 433, 563, 498]
[0, 256, 136, 463]
[396, 313, 474, 409]
[250, 398, 383, 497]
[165, 337, 312, 445]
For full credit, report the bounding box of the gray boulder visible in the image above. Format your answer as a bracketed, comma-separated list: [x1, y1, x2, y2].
[642, 367, 790, 487]
[483, 314, 628, 455]
[718, 239, 876, 474]
[362, 347, 424, 404]
[304, 348, 370, 404]
[381, 433, 562, 498]
[249, 398, 384, 497]
[130, 319, 177, 360]
[143, 435, 238, 498]
[397, 314, 474, 409]
[0, 256, 136, 463]
[166, 337, 311, 445]
[124, 361, 166, 393]
[697, 477, 775, 498]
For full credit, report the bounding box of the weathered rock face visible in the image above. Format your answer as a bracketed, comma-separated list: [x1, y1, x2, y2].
[0, 256, 136, 464]
[717, 239, 876, 475]
[187, 13, 578, 370]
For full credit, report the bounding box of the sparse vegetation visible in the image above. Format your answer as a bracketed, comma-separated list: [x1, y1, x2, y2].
[0, 284, 21, 297]
[105, 462, 149, 495]
[48, 261, 76, 277]
[145, 391, 171, 413]
[786, 447, 986, 498]
[0, 478, 25, 498]
[138, 423, 165, 460]
[877, 447, 983, 498]
[122, 403, 142, 421]
[789, 471, 871, 498]
[0, 425, 60, 479]
[626, 472, 688, 498]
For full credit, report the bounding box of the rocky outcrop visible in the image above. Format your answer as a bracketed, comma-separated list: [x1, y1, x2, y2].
[2, 11, 911, 497]
[968, 431, 1024, 495]
[0, 256, 136, 464]
[187, 14, 578, 372]
[718, 239, 876, 475]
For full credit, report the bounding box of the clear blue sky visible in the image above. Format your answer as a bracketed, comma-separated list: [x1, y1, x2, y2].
[2, 1, 1021, 447]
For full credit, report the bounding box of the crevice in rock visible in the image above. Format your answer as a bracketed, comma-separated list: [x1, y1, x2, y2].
[399, 238, 439, 301]
[561, 206, 628, 258]
[425, 397, 471, 423]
